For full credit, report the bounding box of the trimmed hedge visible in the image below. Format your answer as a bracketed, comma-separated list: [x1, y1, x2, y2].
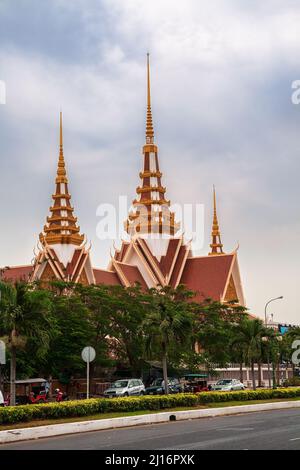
[1, 388, 300, 426]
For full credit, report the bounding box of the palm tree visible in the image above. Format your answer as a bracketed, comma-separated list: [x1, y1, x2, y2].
[143, 286, 193, 394]
[0, 281, 53, 405]
[232, 318, 267, 390]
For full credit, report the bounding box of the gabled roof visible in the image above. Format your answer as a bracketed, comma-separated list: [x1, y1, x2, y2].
[93, 268, 120, 286]
[180, 254, 235, 302]
[2, 265, 33, 282]
[113, 261, 148, 289]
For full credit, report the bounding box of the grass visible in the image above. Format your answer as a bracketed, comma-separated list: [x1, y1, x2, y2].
[1, 396, 300, 431]
[207, 397, 300, 408]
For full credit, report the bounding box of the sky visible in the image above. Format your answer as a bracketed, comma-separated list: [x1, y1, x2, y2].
[0, 0, 299, 324]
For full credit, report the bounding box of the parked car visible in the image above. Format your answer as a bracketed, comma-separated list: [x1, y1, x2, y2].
[145, 378, 183, 395]
[103, 379, 145, 398]
[211, 379, 245, 391]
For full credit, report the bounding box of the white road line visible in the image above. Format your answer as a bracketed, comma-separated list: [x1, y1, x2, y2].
[218, 427, 254, 431]
[290, 437, 300, 441]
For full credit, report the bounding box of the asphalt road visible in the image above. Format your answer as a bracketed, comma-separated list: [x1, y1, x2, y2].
[1, 408, 300, 450]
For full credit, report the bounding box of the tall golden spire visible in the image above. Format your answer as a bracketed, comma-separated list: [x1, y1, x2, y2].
[39, 112, 84, 246]
[146, 53, 154, 144]
[125, 54, 180, 236]
[209, 186, 224, 255]
[56, 111, 68, 184]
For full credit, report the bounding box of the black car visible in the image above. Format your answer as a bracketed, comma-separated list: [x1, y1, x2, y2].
[145, 378, 183, 395]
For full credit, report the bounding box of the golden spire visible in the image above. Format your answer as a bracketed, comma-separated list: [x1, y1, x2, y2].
[145, 53, 154, 144]
[209, 186, 224, 255]
[39, 112, 84, 246]
[56, 111, 68, 184]
[125, 54, 180, 236]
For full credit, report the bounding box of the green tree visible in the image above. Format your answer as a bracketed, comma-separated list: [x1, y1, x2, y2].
[232, 317, 267, 390]
[43, 290, 94, 390]
[106, 284, 148, 377]
[76, 283, 115, 374]
[143, 286, 194, 394]
[0, 281, 54, 405]
[191, 300, 246, 379]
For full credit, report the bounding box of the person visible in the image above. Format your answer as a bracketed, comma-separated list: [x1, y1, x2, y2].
[55, 388, 63, 402]
[44, 381, 50, 396]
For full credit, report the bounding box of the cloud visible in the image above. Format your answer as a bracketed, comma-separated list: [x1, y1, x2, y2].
[0, 0, 299, 323]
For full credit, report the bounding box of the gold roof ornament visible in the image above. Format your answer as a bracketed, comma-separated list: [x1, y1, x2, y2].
[56, 111, 68, 184]
[145, 52, 154, 145]
[125, 54, 180, 236]
[39, 112, 85, 246]
[209, 186, 224, 255]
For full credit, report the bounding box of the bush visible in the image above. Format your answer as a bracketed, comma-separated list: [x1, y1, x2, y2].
[283, 377, 300, 387]
[0, 388, 299, 426]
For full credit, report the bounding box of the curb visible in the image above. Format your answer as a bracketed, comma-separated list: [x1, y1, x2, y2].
[1, 400, 300, 444]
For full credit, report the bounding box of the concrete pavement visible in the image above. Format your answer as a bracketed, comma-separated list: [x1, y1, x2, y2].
[1, 408, 300, 450]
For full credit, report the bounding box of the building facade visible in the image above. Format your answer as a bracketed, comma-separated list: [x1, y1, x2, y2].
[2, 56, 245, 307]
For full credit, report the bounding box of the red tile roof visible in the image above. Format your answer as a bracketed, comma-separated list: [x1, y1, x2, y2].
[169, 245, 188, 287]
[180, 254, 234, 302]
[114, 262, 148, 289]
[93, 268, 120, 286]
[160, 238, 181, 277]
[2, 265, 33, 283]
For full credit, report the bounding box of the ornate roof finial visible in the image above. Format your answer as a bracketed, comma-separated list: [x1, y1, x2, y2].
[56, 111, 68, 184]
[39, 112, 84, 246]
[125, 55, 180, 236]
[146, 52, 154, 144]
[209, 185, 224, 255]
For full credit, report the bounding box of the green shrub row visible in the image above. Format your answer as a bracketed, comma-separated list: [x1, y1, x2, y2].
[1, 388, 300, 426]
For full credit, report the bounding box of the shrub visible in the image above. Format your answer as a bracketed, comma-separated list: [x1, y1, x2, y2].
[283, 377, 300, 387]
[0, 388, 299, 426]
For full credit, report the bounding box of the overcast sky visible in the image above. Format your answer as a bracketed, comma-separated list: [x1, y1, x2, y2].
[0, 0, 299, 324]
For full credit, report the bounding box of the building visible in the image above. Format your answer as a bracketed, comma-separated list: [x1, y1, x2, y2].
[2, 56, 246, 307]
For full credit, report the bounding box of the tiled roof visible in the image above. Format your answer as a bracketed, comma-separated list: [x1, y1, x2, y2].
[2, 265, 33, 282]
[114, 262, 148, 289]
[93, 268, 120, 286]
[180, 254, 234, 302]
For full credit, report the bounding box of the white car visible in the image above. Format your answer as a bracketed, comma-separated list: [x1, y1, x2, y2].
[103, 379, 145, 398]
[211, 379, 245, 391]
[0, 390, 4, 406]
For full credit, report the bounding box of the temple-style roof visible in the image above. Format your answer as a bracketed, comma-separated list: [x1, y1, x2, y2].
[181, 254, 233, 301]
[93, 268, 121, 286]
[39, 112, 84, 246]
[112, 260, 148, 289]
[2, 265, 33, 282]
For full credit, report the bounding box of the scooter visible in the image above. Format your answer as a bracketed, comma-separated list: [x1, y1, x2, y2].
[55, 389, 69, 402]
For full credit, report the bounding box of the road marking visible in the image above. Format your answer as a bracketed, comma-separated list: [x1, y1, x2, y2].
[290, 437, 300, 441]
[218, 427, 254, 432]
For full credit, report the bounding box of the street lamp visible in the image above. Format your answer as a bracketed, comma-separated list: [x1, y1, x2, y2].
[264, 296, 283, 326]
[264, 296, 283, 388]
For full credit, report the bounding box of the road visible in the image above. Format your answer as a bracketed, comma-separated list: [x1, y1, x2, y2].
[1, 408, 300, 450]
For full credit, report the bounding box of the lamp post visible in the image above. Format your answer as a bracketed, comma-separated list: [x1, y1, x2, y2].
[264, 296, 283, 388]
[264, 296, 283, 327]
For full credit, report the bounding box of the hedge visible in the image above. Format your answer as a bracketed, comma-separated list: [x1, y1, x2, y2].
[1, 388, 300, 426]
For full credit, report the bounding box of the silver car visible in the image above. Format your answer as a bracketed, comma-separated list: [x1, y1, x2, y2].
[103, 379, 145, 398]
[211, 379, 245, 391]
